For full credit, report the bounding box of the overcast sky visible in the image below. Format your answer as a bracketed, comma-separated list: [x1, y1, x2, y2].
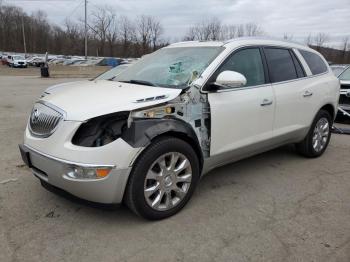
[5, 0, 350, 48]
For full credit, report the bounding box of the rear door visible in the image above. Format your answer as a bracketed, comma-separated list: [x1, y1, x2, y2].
[207, 47, 275, 159]
[263, 47, 319, 139]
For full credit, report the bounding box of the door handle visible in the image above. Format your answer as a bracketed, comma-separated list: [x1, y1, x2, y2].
[261, 99, 273, 106]
[303, 90, 313, 97]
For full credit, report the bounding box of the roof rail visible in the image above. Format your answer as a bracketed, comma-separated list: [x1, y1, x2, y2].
[223, 36, 306, 47]
[169, 40, 200, 46]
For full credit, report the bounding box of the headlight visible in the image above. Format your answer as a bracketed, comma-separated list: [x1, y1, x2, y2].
[72, 112, 129, 147]
[65, 166, 113, 180]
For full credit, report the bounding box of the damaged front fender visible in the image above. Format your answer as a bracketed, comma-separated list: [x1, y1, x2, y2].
[121, 118, 200, 148]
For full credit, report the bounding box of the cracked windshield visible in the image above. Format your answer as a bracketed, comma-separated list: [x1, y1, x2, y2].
[114, 46, 224, 88]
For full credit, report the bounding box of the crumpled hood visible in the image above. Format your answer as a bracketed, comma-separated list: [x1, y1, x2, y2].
[41, 80, 182, 121]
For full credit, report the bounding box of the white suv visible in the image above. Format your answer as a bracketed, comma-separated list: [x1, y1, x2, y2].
[8, 55, 27, 68]
[19, 38, 340, 220]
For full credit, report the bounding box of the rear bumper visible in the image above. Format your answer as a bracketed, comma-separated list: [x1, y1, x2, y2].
[19, 144, 131, 204]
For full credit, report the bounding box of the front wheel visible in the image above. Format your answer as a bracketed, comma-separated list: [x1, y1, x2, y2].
[124, 136, 200, 220]
[296, 109, 332, 158]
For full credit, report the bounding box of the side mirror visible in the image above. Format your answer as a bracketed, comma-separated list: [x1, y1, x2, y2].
[213, 71, 247, 89]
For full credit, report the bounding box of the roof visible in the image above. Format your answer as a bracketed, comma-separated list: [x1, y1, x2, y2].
[168, 37, 312, 52]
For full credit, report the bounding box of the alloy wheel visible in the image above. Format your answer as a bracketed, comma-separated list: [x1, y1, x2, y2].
[312, 117, 330, 152]
[144, 152, 192, 211]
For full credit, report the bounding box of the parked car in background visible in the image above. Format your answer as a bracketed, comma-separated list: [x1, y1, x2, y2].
[94, 64, 130, 80]
[8, 55, 27, 68]
[1, 54, 9, 65]
[39, 64, 131, 97]
[331, 64, 350, 118]
[27, 57, 45, 67]
[19, 38, 339, 220]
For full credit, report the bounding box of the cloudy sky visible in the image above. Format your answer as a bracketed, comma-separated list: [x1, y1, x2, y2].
[5, 0, 350, 47]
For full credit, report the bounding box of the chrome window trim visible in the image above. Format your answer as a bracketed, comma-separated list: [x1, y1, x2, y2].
[270, 71, 330, 87]
[211, 83, 272, 93]
[200, 44, 331, 93]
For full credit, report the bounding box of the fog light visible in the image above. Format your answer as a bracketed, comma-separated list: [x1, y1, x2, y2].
[66, 166, 112, 180]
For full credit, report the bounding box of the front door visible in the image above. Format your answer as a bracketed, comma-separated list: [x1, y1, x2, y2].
[207, 47, 275, 162]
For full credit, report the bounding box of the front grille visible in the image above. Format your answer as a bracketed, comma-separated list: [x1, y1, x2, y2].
[341, 84, 350, 90]
[29, 103, 64, 137]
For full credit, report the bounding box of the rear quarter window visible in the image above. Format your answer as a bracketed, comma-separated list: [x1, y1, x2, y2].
[299, 50, 328, 75]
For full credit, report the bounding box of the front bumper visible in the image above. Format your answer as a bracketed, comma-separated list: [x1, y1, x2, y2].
[19, 144, 132, 204]
[338, 89, 350, 115]
[13, 63, 27, 68]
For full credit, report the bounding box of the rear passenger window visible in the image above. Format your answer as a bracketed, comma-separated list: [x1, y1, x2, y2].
[264, 48, 298, 83]
[299, 50, 328, 75]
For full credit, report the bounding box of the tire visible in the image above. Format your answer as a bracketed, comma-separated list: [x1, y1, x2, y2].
[296, 109, 332, 158]
[124, 136, 200, 220]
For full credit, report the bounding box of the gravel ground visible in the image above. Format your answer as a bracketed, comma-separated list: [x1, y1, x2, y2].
[0, 75, 350, 262]
[0, 64, 109, 78]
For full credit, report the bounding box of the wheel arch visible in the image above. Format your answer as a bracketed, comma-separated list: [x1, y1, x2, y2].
[122, 118, 204, 172]
[319, 104, 335, 120]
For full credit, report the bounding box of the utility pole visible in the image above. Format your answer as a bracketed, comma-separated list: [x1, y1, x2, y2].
[21, 16, 27, 57]
[84, 0, 88, 59]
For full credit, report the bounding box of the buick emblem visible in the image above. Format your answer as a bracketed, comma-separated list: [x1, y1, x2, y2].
[31, 108, 40, 123]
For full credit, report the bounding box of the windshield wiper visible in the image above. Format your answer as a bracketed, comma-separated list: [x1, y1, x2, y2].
[119, 80, 158, 87]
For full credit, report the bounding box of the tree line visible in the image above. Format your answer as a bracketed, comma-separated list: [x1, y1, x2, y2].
[0, 1, 349, 63]
[0, 2, 166, 57]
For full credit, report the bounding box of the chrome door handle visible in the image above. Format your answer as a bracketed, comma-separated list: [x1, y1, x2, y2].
[303, 90, 313, 97]
[261, 99, 273, 106]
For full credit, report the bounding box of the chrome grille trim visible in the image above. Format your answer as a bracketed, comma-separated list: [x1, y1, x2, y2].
[29, 102, 65, 138]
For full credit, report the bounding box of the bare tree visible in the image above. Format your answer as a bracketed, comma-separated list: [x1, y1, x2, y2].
[89, 6, 115, 56]
[0, 2, 166, 57]
[342, 36, 349, 63]
[136, 15, 152, 53]
[314, 32, 329, 50]
[220, 24, 238, 40]
[244, 23, 263, 37]
[184, 18, 221, 41]
[185, 19, 263, 41]
[149, 18, 163, 50]
[135, 15, 163, 54]
[119, 16, 136, 56]
[304, 33, 313, 46]
[283, 33, 294, 41]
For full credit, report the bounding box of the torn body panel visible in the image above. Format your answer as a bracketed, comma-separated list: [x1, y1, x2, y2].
[127, 85, 211, 158]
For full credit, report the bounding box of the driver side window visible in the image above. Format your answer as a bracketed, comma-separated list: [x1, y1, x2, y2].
[218, 48, 265, 87]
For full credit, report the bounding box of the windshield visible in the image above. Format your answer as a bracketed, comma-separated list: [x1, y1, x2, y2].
[113, 46, 224, 89]
[13, 55, 25, 60]
[339, 67, 350, 81]
[94, 64, 129, 80]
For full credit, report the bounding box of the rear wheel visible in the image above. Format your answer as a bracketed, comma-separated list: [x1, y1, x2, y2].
[296, 110, 332, 157]
[124, 137, 200, 220]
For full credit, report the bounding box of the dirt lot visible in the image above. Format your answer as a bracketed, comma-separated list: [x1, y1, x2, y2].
[0, 64, 109, 78]
[0, 75, 350, 262]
